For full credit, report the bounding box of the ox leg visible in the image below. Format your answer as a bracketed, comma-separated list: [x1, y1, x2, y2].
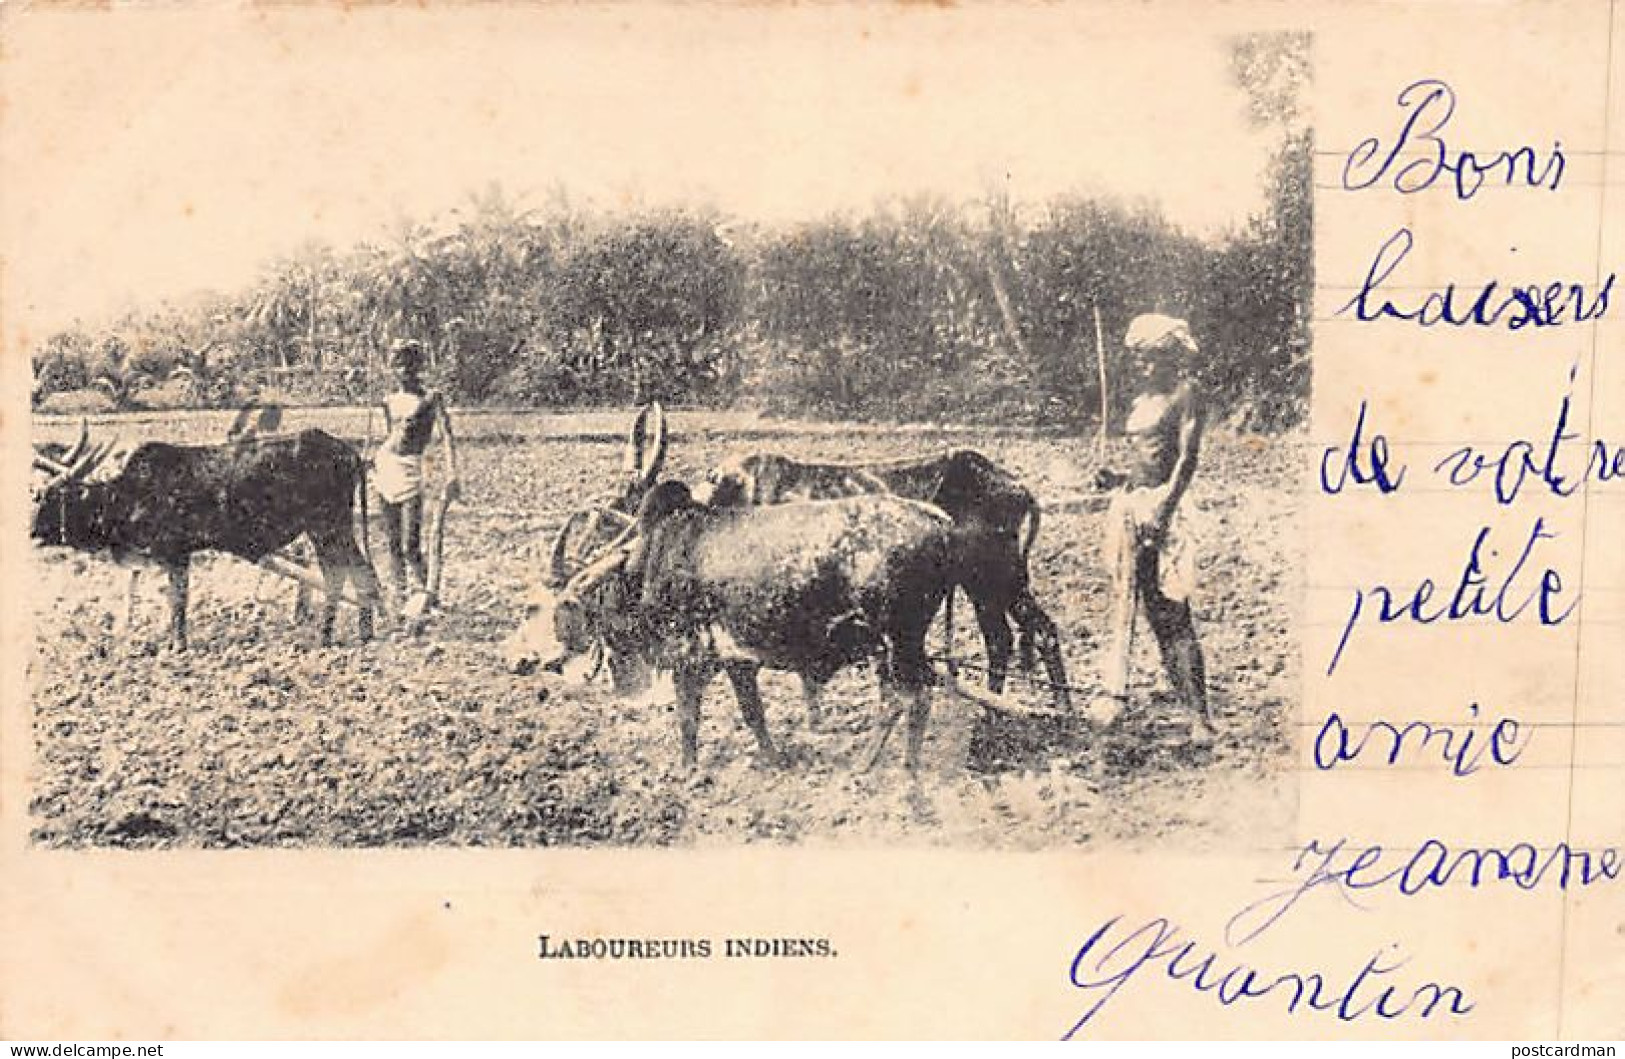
[867, 673, 933, 771]
[673, 668, 709, 767]
[864, 686, 906, 772]
[902, 685, 933, 772]
[316, 585, 340, 648]
[347, 554, 382, 643]
[724, 663, 782, 766]
[285, 541, 313, 623]
[893, 639, 936, 772]
[162, 559, 190, 651]
[969, 597, 1015, 694]
[1015, 624, 1037, 673]
[799, 676, 824, 729]
[122, 567, 141, 635]
[864, 641, 914, 772]
[1009, 590, 1072, 711]
[309, 536, 341, 646]
[310, 531, 379, 645]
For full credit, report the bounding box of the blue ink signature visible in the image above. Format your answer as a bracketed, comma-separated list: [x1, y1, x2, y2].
[1064, 916, 1472, 1038]
[1342, 78, 1565, 200]
[1313, 704, 1528, 775]
[1434, 364, 1625, 503]
[1340, 228, 1615, 329]
[1225, 839, 1621, 947]
[1328, 516, 1579, 675]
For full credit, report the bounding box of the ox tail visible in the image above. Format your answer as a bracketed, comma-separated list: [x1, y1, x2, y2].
[1020, 492, 1041, 564]
[356, 455, 372, 564]
[1016, 493, 1040, 672]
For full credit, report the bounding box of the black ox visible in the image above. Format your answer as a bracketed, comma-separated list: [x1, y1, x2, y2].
[32, 424, 382, 649]
[707, 448, 1071, 711]
[504, 482, 961, 770]
[546, 406, 1071, 715]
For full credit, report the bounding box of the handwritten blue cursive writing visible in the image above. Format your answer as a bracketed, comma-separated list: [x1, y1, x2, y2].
[1322, 400, 1408, 495]
[1342, 79, 1565, 200]
[1226, 838, 1621, 946]
[1340, 228, 1614, 329]
[1328, 516, 1579, 675]
[1313, 704, 1528, 775]
[1064, 915, 1472, 1038]
[1434, 365, 1625, 503]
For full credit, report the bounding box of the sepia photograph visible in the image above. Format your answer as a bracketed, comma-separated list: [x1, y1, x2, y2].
[18, 14, 1310, 852]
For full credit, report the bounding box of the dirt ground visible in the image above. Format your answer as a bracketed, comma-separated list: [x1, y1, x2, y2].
[27, 410, 1301, 850]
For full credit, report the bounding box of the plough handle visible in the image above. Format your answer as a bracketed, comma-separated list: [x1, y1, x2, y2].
[259, 554, 366, 609]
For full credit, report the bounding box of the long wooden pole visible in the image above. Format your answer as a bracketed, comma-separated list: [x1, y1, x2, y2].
[259, 554, 367, 608]
[1093, 302, 1109, 455]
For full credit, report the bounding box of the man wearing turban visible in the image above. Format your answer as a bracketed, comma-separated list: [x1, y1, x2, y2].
[1095, 314, 1212, 737]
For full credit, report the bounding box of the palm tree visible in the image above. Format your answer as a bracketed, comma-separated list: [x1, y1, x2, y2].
[248, 247, 330, 369]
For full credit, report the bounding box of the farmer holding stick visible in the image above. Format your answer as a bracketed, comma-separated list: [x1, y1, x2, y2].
[371, 338, 461, 619]
[1092, 314, 1211, 737]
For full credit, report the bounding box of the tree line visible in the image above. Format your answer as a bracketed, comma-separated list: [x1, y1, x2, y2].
[33, 34, 1311, 432]
[31, 153, 1309, 432]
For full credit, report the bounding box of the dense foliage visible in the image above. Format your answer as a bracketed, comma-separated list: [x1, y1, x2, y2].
[32, 39, 1310, 431]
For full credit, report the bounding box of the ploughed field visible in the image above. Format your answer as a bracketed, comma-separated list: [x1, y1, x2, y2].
[29, 408, 1300, 849]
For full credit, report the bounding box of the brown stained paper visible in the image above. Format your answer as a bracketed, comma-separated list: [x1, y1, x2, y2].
[1, 0, 1621, 1041]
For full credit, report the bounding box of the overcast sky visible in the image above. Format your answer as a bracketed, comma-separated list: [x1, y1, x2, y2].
[0, 6, 1286, 350]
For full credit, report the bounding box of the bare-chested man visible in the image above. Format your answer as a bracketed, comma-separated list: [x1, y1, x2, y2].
[372, 339, 460, 611]
[1094, 314, 1211, 735]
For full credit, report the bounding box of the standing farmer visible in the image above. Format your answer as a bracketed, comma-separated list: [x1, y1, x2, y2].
[1094, 314, 1211, 736]
[372, 339, 461, 616]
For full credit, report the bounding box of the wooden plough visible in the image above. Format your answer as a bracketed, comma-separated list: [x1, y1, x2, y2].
[934, 663, 1070, 722]
[933, 662, 1100, 774]
[258, 553, 370, 610]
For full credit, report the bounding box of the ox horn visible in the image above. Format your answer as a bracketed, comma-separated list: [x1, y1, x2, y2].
[61, 419, 91, 466]
[564, 523, 639, 598]
[45, 419, 91, 467]
[548, 510, 585, 587]
[624, 401, 668, 488]
[36, 438, 107, 494]
[32, 418, 91, 477]
[595, 515, 641, 561]
[643, 401, 667, 486]
[61, 435, 120, 488]
[82, 435, 120, 474]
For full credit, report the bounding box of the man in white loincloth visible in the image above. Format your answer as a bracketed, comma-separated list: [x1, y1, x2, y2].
[1093, 314, 1212, 736]
[372, 339, 460, 611]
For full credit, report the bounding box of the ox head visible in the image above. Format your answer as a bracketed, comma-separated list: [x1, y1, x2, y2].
[701, 453, 887, 507]
[701, 452, 760, 508]
[503, 511, 646, 687]
[514, 500, 642, 688]
[543, 402, 669, 576]
[504, 479, 703, 690]
[505, 403, 668, 687]
[30, 421, 119, 544]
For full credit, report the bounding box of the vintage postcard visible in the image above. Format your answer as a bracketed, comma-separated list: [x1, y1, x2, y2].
[0, 0, 1619, 1041]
